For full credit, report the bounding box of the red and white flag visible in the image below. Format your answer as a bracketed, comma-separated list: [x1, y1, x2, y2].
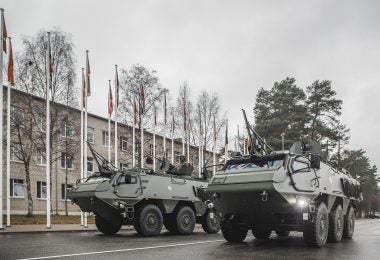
[2, 11, 7, 53]
[133, 98, 138, 126]
[108, 81, 113, 116]
[7, 37, 14, 86]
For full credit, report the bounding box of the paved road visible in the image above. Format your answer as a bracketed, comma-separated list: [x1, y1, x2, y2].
[1, 219, 379, 260]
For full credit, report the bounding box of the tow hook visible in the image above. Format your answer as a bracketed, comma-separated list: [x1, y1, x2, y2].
[261, 190, 268, 202]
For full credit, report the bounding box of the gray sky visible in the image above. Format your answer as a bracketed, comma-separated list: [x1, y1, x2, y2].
[3, 0, 380, 168]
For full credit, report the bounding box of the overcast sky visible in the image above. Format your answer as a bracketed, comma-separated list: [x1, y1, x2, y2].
[3, 0, 380, 168]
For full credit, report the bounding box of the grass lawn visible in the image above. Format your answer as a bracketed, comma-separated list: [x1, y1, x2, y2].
[2, 214, 95, 225]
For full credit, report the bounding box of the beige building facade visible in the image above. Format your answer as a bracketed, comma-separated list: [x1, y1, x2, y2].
[1, 88, 214, 215]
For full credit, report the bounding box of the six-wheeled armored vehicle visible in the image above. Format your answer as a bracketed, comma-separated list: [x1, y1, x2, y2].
[206, 110, 361, 247]
[68, 145, 220, 236]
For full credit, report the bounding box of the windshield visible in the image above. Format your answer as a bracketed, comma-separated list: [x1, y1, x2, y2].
[220, 154, 286, 173]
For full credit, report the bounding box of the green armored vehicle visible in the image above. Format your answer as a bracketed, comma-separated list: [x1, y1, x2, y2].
[68, 145, 219, 236]
[207, 110, 361, 247]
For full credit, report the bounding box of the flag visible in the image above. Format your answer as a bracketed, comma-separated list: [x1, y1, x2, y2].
[2, 11, 7, 53]
[115, 65, 119, 107]
[163, 93, 167, 125]
[108, 81, 113, 116]
[86, 50, 91, 96]
[7, 37, 14, 86]
[82, 68, 86, 108]
[47, 33, 53, 80]
[225, 123, 228, 145]
[133, 98, 137, 126]
[139, 84, 145, 113]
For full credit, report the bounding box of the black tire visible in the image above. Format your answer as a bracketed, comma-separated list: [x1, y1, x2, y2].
[328, 204, 344, 242]
[201, 209, 220, 234]
[252, 226, 272, 240]
[163, 214, 177, 233]
[303, 202, 329, 247]
[95, 215, 121, 235]
[275, 230, 290, 237]
[343, 207, 355, 239]
[174, 206, 196, 235]
[221, 215, 248, 243]
[134, 204, 163, 236]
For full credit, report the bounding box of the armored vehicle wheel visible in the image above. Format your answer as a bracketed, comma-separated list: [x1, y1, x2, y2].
[252, 226, 272, 239]
[134, 204, 163, 236]
[303, 202, 329, 247]
[174, 206, 196, 235]
[95, 215, 121, 235]
[163, 214, 177, 233]
[201, 209, 220, 234]
[328, 204, 344, 242]
[343, 207, 355, 239]
[275, 230, 290, 237]
[221, 215, 248, 243]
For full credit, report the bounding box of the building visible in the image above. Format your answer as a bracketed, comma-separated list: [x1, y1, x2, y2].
[2, 87, 215, 215]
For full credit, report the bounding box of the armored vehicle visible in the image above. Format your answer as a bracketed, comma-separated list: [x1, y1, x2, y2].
[207, 110, 361, 247]
[68, 144, 219, 236]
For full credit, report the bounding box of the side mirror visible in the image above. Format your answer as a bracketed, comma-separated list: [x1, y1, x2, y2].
[124, 173, 132, 184]
[310, 154, 321, 169]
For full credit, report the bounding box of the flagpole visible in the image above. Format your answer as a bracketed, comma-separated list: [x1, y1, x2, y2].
[0, 8, 5, 230]
[46, 32, 51, 229]
[171, 107, 174, 164]
[132, 100, 136, 167]
[225, 121, 228, 164]
[213, 115, 216, 176]
[84, 50, 90, 228]
[80, 68, 84, 226]
[140, 116, 144, 168]
[187, 129, 190, 163]
[108, 81, 112, 162]
[114, 65, 118, 168]
[153, 125, 156, 171]
[6, 37, 12, 227]
[198, 117, 201, 178]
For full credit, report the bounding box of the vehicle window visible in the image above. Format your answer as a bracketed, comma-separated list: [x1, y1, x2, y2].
[224, 159, 284, 172]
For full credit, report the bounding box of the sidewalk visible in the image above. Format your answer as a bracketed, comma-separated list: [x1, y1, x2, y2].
[0, 224, 98, 234]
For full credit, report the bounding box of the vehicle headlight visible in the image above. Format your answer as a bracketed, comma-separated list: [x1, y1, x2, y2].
[296, 197, 309, 208]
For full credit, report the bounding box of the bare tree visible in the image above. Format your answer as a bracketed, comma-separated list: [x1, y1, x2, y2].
[14, 29, 78, 216]
[119, 64, 166, 163]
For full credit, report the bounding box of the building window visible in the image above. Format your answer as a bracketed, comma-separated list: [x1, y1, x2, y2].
[60, 122, 74, 138]
[120, 136, 128, 151]
[120, 163, 128, 171]
[87, 127, 94, 143]
[87, 157, 94, 173]
[10, 179, 24, 198]
[36, 114, 46, 132]
[10, 105, 24, 125]
[10, 143, 23, 162]
[61, 152, 74, 169]
[37, 181, 47, 199]
[174, 151, 182, 164]
[102, 131, 109, 147]
[36, 147, 46, 166]
[61, 184, 73, 200]
[149, 144, 157, 156]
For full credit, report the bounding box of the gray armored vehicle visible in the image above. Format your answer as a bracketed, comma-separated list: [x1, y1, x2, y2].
[68, 144, 219, 236]
[207, 110, 361, 247]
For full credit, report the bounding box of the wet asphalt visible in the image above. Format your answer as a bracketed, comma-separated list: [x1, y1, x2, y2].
[0, 219, 379, 260]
